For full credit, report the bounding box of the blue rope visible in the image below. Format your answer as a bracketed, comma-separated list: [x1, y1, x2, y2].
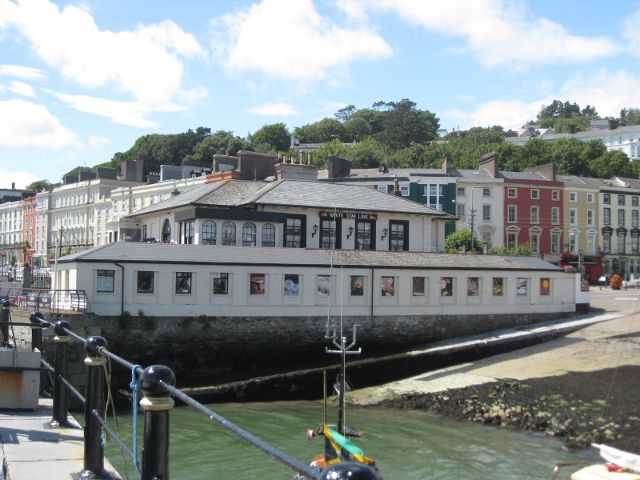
[130, 364, 142, 474]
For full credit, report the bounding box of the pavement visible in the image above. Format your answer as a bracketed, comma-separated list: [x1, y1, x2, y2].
[0, 399, 121, 479]
[347, 288, 640, 405]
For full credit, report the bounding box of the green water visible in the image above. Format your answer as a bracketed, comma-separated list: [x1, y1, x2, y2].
[105, 400, 595, 480]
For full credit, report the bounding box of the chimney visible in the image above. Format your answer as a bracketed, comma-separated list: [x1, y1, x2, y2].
[441, 152, 452, 174]
[11, 182, 15, 190]
[478, 151, 499, 178]
[393, 177, 402, 196]
[327, 156, 352, 179]
[568, 124, 576, 134]
[608, 118, 619, 130]
[525, 163, 556, 182]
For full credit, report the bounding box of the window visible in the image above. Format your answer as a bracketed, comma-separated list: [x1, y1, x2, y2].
[222, 221, 236, 245]
[212, 273, 229, 295]
[507, 232, 517, 249]
[182, 220, 195, 244]
[356, 220, 374, 251]
[551, 233, 560, 254]
[389, 221, 408, 251]
[137, 271, 154, 294]
[482, 205, 491, 221]
[569, 208, 577, 226]
[531, 189, 540, 199]
[633, 197, 639, 207]
[604, 208, 611, 226]
[603, 193, 611, 204]
[531, 206, 539, 224]
[633, 210, 639, 228]
[481, 231, 491, 245]
[569, 191, 577, 202]
[350, 276, 364, 296]
[284, 274, 300, 297]
[617, 232, 626, 254]
[161, 219, 171, 242]
[400, 185, 409, 196]
[175, 272, 192, 294]
[482, 188, 491, 197]
[569, 234, 577, 254]
[381, 276, 395, 296]
[412, 277, 425, 296]
[440, 277, 453, 296]
[530, 233, 540, 253]
[456, 203, 465, 219]
[320, 218, 340, 249]
[376, 185, 387, 193]
[262, 223, 276, 247]
[551, 207, 559, 225]
[242, 222, 256, 246]
[456, 186, 465, 196]
[492, 277, 504, 296]
[603, 230, 612, 253]
[285, 216, 305, 248]
[508, 205, 517, 223]
[97, 269, 115, 293]
[202, 221, 216, 245]
[507, 188, 517, 198]
[467, 277, 479, 296]
[619, 195, 626, 206]
[587, 209, 595, 227]
[552, 190, 560, 201]
[587, 193, 595, 203]
[424, 184, 444, 209]
[249, 273, 266, 295]
[633, 231, 640, 255]
[618, 210, 625, 227]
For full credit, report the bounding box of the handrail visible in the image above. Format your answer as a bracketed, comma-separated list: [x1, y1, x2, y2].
[20, 309, 336, 480]
[2, 288, 89, 316]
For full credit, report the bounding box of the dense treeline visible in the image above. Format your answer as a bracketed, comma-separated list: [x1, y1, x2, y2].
[33, 99, 640, 191]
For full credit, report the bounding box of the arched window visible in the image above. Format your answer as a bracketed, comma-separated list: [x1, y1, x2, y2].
[242, 222, 256, 246]
[161, 219, 171, 243]
[202, 221, 216, 245]
[222, 221, 236, 246]
[262, 223, 275, 247]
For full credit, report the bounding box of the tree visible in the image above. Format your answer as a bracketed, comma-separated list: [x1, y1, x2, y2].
[588, 150, 633, 178]
[25, 179, 55, 192]
[335, 104, 356, 122]
[620, 108, 640, 126]
[375, 99, 439, 149]
[444, 229, 482, 254]
[250, 123, 291, 152]
[182, 131, 250, 165]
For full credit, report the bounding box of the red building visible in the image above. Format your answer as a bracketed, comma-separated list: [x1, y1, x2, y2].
[502, 165, 564, 263]
[22, 194, 36, 266]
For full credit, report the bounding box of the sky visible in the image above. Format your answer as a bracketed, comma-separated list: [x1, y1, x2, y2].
[2, 0, 640, 189]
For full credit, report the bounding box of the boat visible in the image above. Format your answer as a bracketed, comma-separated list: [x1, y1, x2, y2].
[553, 444, 640, 480]
[294, 323, 383, 480]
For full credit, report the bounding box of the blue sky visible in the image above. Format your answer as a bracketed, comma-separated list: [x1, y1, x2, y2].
[1, 0, 640, 188]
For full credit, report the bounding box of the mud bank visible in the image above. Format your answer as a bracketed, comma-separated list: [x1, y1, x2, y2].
[372, 366, 640, 452]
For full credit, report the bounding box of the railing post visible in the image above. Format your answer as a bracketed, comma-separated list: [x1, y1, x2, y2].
[80, 336, 109, 479]
[29, 311, 45, 352]
[0, 298, 10, 346]
[140, 365, 175, 480]
[49, 320, 72, 428]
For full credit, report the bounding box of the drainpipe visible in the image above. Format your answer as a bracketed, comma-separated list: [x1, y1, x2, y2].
[114, 262, 125, 316]
[370, 267, 375, 317]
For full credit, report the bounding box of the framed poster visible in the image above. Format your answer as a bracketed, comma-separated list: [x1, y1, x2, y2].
[412, 277, 425, 296]
[516, 278, 528, 296]
[381, 276, 395, 296]
[492, 277, 504, 296]
[440, 277, 453, 296]
[540, 278, 550, 296]
[467, 277, 479, 296]
[317, 275, 330, 297]
[249, 273, 266, 295]
[350, 275, 364, 296]
[284, 274, 300, 296]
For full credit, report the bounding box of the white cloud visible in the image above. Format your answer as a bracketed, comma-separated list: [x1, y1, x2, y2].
[0, 169, 39, 189]
[622, 9, 640, 56]
[3, 0, 205, 109]
[363, 0, 619, 68]
[8, 80, 36, 97]
[247, 102, 297, 116]
[444, 69, 640, 131]
[50, 92, 157, 128]
[88, 135, 110, 149]
[210, 0, 392, 81]
[0, 99, 79, 148]
[0, 64, 47, 81]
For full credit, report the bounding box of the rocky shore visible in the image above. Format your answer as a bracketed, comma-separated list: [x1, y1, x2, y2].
[372, 365, 640, 452]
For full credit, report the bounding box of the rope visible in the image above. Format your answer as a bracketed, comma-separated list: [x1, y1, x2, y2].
[130, 364, 142, 474]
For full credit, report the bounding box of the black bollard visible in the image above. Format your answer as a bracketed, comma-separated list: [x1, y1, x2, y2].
[49, 320, 72, 428]
[0, 297, 10, 347]
[29, 311, 46, 352]
[140, 365, 175, 480]
[79, 336, 109, 479]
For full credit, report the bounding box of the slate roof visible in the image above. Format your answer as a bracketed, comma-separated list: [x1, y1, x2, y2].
[128, 179, 453, 218]
[499, 171, 551, 181]
[60, 242, 562, 271]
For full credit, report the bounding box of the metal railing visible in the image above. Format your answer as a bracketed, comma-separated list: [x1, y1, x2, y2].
[1, 288, 88, 315]
[1, 303, 377, 480]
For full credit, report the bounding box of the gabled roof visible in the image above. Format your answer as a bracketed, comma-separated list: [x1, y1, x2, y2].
[128, 179, 454, 219]
[59, 242, 562, 271]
